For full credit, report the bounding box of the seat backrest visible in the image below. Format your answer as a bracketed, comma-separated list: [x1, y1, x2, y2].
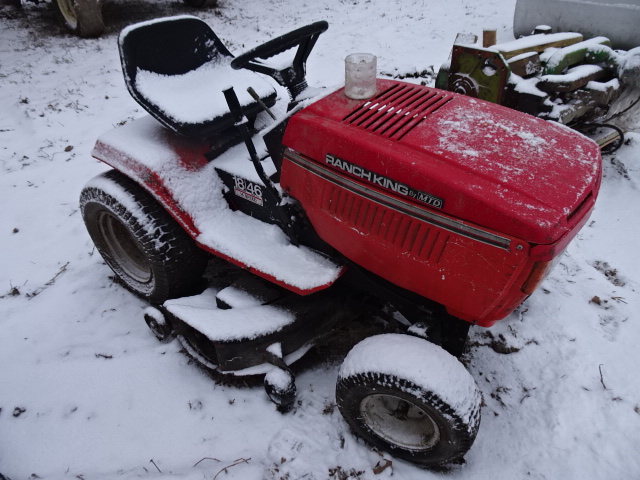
[118, 15, 241, 139]
[119, 15, 232, 81]
[117, 16, 277, 141]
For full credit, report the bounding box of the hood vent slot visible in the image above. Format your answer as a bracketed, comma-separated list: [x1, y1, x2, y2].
[343, 84, 452, 141]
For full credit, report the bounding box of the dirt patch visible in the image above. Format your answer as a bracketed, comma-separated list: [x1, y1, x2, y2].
[608, 157, 630, 179]
[469, 330, 526, 355]
[592, 260, 625, 287]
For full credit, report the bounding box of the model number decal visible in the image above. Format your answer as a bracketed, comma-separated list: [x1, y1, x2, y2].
[325, 154, 444, 209]
[233, 176, 263, 206]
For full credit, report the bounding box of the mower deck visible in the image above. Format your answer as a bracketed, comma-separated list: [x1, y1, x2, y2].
[160, 276, 361, 375]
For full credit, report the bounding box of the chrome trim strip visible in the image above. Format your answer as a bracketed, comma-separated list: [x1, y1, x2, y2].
[284, 149, 512, 251]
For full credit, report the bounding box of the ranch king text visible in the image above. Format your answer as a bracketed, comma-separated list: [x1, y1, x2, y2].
[325, 154, 444, 209]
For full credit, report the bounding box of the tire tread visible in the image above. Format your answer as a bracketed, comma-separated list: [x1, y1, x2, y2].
[336, 370, 480, 467]
[80, 170, 208, 303]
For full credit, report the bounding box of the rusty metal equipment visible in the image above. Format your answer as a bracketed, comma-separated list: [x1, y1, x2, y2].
[436, 26, 640, 150]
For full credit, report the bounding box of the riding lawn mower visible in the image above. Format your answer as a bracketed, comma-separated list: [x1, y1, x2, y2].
[79, 15, 602, 467]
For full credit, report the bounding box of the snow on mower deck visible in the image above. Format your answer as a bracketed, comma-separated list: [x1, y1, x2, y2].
[153, 274, 359, 376]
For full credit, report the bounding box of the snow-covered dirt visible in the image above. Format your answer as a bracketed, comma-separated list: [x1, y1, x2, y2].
[1, 0, 639, 478]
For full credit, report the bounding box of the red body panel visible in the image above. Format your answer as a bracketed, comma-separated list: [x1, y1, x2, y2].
[91, 117, 344, 296]
[281, 80, 601, 326]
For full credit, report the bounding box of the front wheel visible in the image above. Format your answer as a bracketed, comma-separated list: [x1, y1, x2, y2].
[336, 334, 481, 467]
[80, 170, 208, 304]
[54, 0, 104, 37]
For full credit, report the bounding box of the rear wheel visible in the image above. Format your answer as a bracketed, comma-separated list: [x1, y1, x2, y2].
[336, 334, 481, 467]
[54, 0, 104, 37]
[80, 170, 208, 304]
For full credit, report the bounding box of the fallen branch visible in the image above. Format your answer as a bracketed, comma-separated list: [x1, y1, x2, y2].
[599, 364, 607, 390]
[149, 459, 161, 473]
[27, 262, 69, 300]
[373, 459, 392, 474]
[213, 458, 251, 480]
[193, 457, 221, 467]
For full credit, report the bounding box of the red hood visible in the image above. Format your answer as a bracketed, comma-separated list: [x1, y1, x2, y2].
[283, 79, 602, 244]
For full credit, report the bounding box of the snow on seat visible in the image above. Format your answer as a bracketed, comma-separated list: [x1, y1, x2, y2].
[119, 15, 277, 140]
[135, 58, 276, 127]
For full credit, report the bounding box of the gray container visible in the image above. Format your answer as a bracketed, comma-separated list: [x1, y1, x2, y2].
[513, 0, 640, 50]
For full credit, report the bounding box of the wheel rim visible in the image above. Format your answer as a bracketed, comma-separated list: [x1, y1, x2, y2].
[145, 317, 169, 340]
[56, 0, 78, 29]
[359, 394, 440, 451]
[97, 211, 152, 284]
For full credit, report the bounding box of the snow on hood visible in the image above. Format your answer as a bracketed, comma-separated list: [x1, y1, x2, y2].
[401, 93, 602, 242]
[286, 81, 602, 244]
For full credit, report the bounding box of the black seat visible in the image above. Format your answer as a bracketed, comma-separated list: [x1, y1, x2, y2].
[119, 16, 277, 140]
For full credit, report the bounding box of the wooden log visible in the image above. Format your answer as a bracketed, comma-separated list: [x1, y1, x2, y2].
[508, 51, 541, 77]
[538, 64, 607, 92]
[494, 32, 583, 59]
[483, 29, 497, 48]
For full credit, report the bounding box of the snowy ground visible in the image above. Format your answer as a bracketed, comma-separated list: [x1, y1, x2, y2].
[1, 0, 640, 478]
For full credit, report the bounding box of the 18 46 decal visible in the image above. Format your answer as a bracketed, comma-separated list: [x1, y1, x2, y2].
[233, 176, 263, 206]
[326, 154, 444, 209]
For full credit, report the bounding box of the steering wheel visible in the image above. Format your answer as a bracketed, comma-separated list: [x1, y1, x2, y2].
[231, 21, 328, 99]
